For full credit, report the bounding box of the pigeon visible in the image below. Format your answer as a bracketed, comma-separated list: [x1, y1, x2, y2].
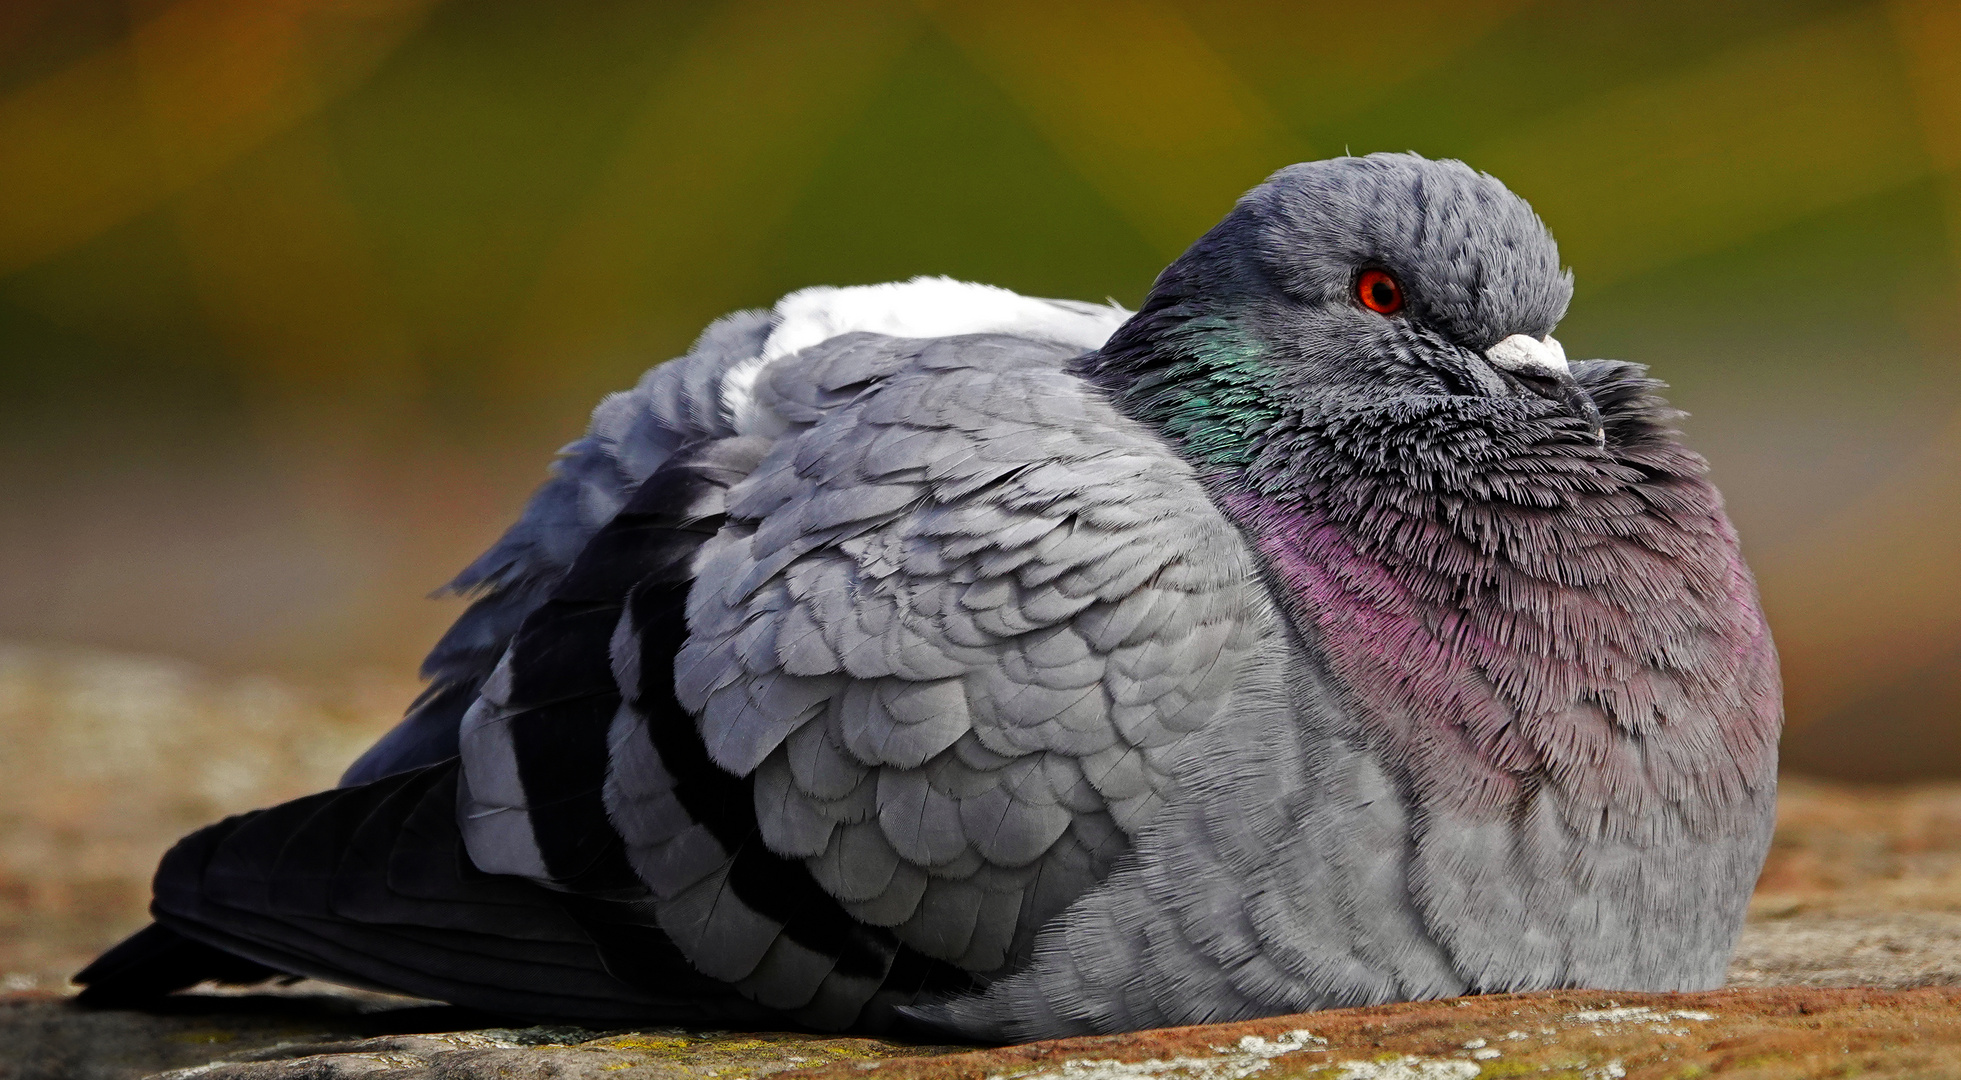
[76, 153, 1781, 1042]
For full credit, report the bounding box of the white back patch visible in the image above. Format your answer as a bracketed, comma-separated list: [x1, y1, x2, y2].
[721, 276, 1130, 434]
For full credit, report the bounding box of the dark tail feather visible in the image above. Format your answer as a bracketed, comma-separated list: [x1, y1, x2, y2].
[73, 922, 280, 1005]
[75, 760, 763, 1025]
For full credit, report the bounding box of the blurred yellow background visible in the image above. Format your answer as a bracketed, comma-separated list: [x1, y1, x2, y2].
[0, 0, 1956, 780]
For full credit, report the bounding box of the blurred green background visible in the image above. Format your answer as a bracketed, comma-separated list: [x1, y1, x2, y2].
[1, 0, 1956, 779]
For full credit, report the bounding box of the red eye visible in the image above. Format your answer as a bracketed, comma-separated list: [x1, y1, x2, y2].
[1357, 269, 1404, 315]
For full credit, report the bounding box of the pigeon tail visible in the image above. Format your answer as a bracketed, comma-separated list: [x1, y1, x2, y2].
[73, 922, 282, 1005]
[76, 760, 769, 1026]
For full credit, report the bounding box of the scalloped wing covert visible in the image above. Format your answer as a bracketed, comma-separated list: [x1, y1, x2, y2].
[455, 329, 1263, 1025]
[671, 333, 1260, 971]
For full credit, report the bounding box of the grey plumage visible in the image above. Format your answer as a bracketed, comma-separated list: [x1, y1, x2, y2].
[81, 157, 1780, 1044]
[560, 328, 1260, 999]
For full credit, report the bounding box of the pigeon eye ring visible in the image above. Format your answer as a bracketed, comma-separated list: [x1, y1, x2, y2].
[1356, 268, 1404, 314]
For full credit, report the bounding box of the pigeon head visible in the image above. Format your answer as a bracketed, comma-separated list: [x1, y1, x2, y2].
[1086, 153, 1599, 463]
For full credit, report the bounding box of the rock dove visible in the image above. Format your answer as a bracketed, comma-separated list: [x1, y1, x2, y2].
[76, 153, 1781, 1041]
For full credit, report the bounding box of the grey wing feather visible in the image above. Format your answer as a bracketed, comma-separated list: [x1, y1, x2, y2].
[341, 311, 770, 785]
[656, 331, 1263, 974]
[444, 314, 1261, 1023]
[439, 310, 768, 658]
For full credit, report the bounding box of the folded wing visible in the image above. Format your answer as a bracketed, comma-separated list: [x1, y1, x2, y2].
[459, 330, 1262, 1027]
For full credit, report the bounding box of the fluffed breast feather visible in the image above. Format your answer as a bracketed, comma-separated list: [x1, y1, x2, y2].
[454, 328, 1263, 1025]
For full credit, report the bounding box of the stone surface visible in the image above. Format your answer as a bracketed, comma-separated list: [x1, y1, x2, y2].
[0, 985, 959, 1080]
[9, 987, 1961, 1080]
[797, 988, 1961, 1080]
[0, 985, 480, 1080]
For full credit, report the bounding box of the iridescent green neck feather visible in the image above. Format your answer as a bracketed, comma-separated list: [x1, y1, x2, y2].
[1090, 316, 1282, 470]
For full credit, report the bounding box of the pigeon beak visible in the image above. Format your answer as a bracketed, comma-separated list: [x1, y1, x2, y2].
[1484, 334, 1605, 446]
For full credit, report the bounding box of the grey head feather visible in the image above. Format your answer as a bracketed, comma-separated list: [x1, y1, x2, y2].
[1244, 154, 1571, 348]
[1083, 153, 1592, 449]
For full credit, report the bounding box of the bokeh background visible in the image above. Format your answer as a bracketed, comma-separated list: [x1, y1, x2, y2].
[4, 0, 1961, 794]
